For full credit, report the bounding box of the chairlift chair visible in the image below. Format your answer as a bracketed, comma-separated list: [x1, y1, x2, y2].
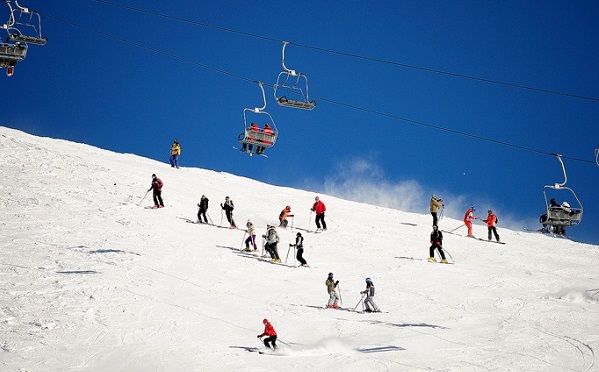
[273, 41, 316, 110]
[1, 0, 45, 76]
[237, 81, 278, 155]
[541, 154, 583, 232]
[7, 0, 47, 45]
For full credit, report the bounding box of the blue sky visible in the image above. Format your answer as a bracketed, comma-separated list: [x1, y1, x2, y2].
[3, 1, 599, 244]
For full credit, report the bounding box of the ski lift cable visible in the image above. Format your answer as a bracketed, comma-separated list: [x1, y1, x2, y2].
[40, 12, 596, 166]
[87, 0, 599, 104]
[40, 12, 253, 84]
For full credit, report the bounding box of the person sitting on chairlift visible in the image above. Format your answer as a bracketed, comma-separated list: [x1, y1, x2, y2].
[242, 123, 259, 153]
[256, 123, 274, 155]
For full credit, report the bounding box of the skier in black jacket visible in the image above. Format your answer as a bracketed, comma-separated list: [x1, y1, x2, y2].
[428, 225, 447, 263]
[220, 196, 236, 228]
[197, 195, 209, 223]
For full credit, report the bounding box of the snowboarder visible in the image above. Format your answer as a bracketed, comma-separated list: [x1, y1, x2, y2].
[263, 224, 280, 262]
[311, 196, 327, 231]
[361, 278, 381, 313]
[244, 220, 257, 251]
[220, 196, 236, 228]
[170, 140, 181, 168]
[483, 210, 501, 242]
[325, 272, 340, 308]
[147, 174, 164, 208]
[197, 195, 209, 223]
[430, 194, 444, 227]
[429, 225, 448, 263]
[257, 318, 277, 350]
[279, 205, 294, 228]
[464, 206, 477, 237]
[290, 232, 308, 267]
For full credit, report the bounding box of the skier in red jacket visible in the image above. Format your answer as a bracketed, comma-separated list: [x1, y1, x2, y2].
[148, 174, 164, 208]
[463, 206, 476, 237]
[311, 196, 327, 231]
[257, 318, 277, 350]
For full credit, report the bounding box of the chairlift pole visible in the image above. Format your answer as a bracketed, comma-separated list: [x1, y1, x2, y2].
[550, 153, 567, 188]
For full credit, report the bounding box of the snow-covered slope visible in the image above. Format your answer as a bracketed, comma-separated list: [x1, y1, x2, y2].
[1, 126, 598, 372]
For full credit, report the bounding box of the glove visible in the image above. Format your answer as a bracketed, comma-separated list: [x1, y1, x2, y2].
[436, 242, 441, 246]
[257, 335, 261, 338]
[335, 280, 339, 285]
[147, 188, 152, 192]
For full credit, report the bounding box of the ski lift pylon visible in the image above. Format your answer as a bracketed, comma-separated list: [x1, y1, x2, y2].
[540, 154, 583, 232]
[237, 81, 278, 156]
[273, 41, 316, 110]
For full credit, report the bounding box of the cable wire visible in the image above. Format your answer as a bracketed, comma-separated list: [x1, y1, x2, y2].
[39, 11, 596, 165]
[88, 0, 599, 103]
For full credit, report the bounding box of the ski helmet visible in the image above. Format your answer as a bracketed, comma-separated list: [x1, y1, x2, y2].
[296, 232, 301, 237]
[315, 196, 320, 201]
[471, 206, 476, 211]
[152, 174, 156, 178]
[263, 318, 268, 324]
[562, 202, 570, 208]
[365, 278, 372, 283]
[286, 206, 291, 211]
[328, 272, 333, 278]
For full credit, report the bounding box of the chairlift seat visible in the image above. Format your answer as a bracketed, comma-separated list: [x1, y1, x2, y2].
[9, 32, 47, 45]
[0, 42, 27, 62]
[238, 128, 277, 148]
[547, 208, 582, 226]
[277, 96, 316, 110]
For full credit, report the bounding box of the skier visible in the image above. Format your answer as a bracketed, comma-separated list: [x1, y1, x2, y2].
[170, 140, 181, 168]
[263, 224, 280, 262]
[483, 210, 501, 242]
[290, 232, 308, 267]
[361, 278, 381, 313]
[244, 220, 258, 251]
[147, 174, 164, 208]
[311, 196, 327, 231]
[257, 318, 277, 350]
[197, 195, 209, 223]
[278, 206, 294, 228]
[325, 272, 340, 308]
[463, 206, 477, 237]
[430, 194, 444, 227]
[428, 225, 448, 263]
[220, 196, 237, 228]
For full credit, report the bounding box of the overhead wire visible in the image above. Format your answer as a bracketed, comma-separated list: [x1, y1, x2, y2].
[89, 0, 599, 104]
[39, 11, 595, 165]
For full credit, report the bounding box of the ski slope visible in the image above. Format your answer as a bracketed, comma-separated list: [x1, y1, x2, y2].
[1, 126, 598, 372]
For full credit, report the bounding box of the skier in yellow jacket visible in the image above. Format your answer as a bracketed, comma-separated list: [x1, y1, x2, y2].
[170, 140, 181, 168]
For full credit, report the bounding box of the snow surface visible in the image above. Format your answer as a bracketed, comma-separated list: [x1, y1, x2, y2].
[1, 126, 598, 372]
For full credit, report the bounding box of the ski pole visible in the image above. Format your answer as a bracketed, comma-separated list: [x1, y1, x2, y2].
[337, 284, 343, 305]
[285, 244, 292, 263]
[240, 231, 247, 250]
[207, 212, 214, 225]
[443, 248, 454, 263]
[448, 223, 464, 233]
[353, 294, 366, 311]
[137, 189, 150, 206]
[220, 208, 223, 226]
[308, 211, 312, 230]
